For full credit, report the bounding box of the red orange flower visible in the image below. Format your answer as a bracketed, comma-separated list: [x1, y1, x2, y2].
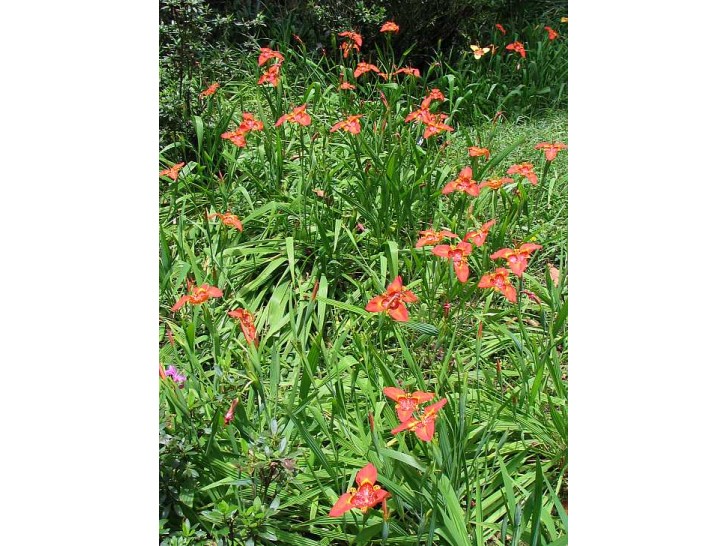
[495, 23, 506, 35]
[159, 162, 185, 181]
[330, 114, 363, 135]
[275, 104, 312, 127]
[544, 26, 559, 40]
[432, 241, 473, 282]
[329, 463, 390, 517]
[392, 66, 420, 78]
[339, 31, 363, 47]
[171, 281, 223, 312]
[224, 398, 239, 425]
[199, 82, 220, 99]
[506, 162, 538, 185]
[258, 63, 282, 86]
[365, 276, 417, 322]
[505, 41, 526, 58]
[405, 89, 451, 138]
[338, 31, 362, 58]
[415, 228, 457, 248]
[406, 89, 446, 124]
[490, 243, 542, 277]
[238, 113, 265, 133]
[482, 176, 513, 190]
[442, 166, 482, 197]
[463, 219, 496, 247]
[478, 268, 517, 303]
[468, 146, 491, 158]
[422, 112, 453, 139]
[221, 114, 265, 148]
[420, 88, 445, 109]
[534, 141, 568, 161]
[405, 106, 430, 124]
[220, 128, 248, 148]
[339, 81, 356, 90]
[353, 62, 382, 78]
[258, 47, 285, 66]
[391, 398, 447, 442]
[380, 21, 399, 33]
[383, 387, 435, 422]
[208, 212, 243, 232]
[228, 308, 258, 345]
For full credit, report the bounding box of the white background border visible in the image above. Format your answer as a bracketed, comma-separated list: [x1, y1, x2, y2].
[1, 1, 727, 543]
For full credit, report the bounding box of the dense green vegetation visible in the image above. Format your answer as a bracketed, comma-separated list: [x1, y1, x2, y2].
[160, 3, 567, 544]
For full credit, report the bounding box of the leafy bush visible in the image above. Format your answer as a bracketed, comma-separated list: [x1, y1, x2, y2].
[159, 0, 265, 145]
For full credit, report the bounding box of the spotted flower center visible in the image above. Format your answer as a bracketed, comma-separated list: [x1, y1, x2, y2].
[189, 288, 209, 304]
[351, 483, 380, 510]
[397, 396, 417, 413]
[381, 293, 402, 309]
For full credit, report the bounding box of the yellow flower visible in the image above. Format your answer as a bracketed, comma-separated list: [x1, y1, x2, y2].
[469, 44, 490, 59]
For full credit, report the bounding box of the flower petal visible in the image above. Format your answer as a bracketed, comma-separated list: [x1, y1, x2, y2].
[365, 295, 386, 312]
[329, 492, 355, 517]
[356, 463, 378, 486]
[383, 387, 406, 401]
[465, 184, 481, 197]
[503, 284, 518, 303]
[424, 398, 448, 415]
[400, 289, 418, 303]
[387, 276, 403, 293]
[412, 391, 436, 404]
[373, 488, 391, 505]
[454, 261, 469, 282]
[396, 406, 415, 422]
[431, 245, 452, 258]
[170, 296, 189, 312]
[441, 181, 457, 195]
[207, 286, 223, 298]
[490, 248, 511, 260]
[414, 419, 436, 442]
[509, 259, 527, 277]
[392, 417, 418, 435]
[387, 303, 409, 322]
[520, 243, 542, 253]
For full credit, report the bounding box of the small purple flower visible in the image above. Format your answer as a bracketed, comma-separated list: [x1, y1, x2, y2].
[165, 365, 186, 388]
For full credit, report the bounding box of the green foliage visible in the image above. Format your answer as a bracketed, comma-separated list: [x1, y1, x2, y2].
[160, 5, 567, 545]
